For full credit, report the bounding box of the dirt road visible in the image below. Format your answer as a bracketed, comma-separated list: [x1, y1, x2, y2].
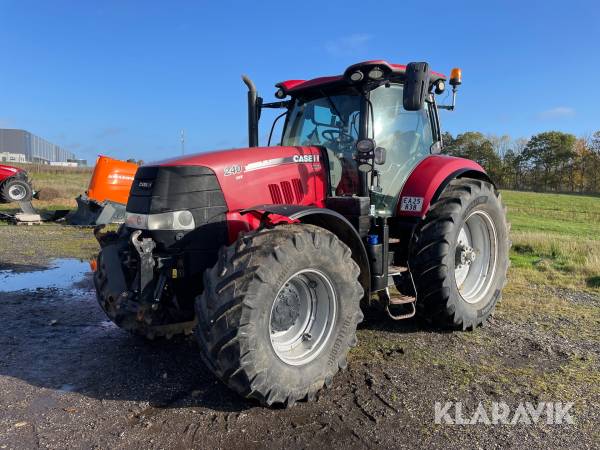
[0, 225, 598, 449]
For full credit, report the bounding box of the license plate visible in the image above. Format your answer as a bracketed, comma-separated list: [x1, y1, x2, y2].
[400, 196, 424, 212]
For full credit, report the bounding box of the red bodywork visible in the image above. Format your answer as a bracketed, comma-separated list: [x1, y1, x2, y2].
[156, 147, 486, 243]
[157, 146, 328, 242]
[397, 155, 487, 219]
[0, 164, 24, 183]
[277, 60, 447, 95]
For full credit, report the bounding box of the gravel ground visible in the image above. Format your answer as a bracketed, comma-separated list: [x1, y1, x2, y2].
[0, 225, 598, 449]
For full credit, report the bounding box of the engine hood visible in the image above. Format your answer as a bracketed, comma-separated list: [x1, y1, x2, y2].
[153, 145, 321, 173]
[146, 145, 327, 212]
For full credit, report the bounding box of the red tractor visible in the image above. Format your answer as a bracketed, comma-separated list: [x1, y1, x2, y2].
[94, 61, 509, 406]
[0, 164, 34, 204]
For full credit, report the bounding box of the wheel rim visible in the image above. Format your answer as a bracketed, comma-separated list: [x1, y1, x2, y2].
[454, 210, 498, 304]
[8, 184, 27, 201]
[269, 269, 337, 366]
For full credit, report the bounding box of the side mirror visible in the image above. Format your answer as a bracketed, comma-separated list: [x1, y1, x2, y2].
[403, 62, 430, 111]
[374, 147, 386, 165]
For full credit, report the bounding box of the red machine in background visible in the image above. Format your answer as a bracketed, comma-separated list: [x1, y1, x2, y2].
[1, 156, 137, 225]
[0, 164, 34, 204]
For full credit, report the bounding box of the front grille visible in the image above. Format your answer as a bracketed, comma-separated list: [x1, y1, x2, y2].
[126, 165, 228, 251]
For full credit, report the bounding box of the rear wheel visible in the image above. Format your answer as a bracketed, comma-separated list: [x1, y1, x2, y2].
[195, 224, 364, 406]
[0, 178, 32, 203]
[410, 178, 509, 330]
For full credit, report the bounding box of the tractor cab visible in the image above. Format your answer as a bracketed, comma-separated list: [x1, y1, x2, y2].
[280, 81, 436, 215]
[251, 61, 462, 217]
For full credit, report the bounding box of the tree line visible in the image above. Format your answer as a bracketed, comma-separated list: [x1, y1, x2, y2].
[441, 131, 600, 194]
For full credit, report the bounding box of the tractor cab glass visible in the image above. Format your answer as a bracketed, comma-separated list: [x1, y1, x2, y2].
[282, 93, 361, 195]
[281, 84, 434, 209]
[369, 84, 434, 215]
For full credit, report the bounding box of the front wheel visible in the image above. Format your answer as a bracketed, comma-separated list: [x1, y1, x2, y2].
[410, 178, 509, 330]
[195, 224, 364, 406]
[0, 178, 33, 203]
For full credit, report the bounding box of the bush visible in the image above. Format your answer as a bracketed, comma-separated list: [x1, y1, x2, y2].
[36, 187, 61, 201]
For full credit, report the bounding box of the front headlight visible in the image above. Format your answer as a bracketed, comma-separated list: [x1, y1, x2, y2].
[125, 210, 195, 231]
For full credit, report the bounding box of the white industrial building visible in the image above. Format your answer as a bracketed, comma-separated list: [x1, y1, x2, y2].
[0, 129, 79, 164]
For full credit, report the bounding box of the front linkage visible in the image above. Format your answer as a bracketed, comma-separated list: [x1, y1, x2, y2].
[93, 226, 196, 339]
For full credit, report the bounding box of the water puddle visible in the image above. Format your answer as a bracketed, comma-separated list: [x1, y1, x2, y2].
[0, 259, 91, 292]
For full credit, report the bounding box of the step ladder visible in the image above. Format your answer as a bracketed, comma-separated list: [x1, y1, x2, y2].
[379, 265, 417, 320]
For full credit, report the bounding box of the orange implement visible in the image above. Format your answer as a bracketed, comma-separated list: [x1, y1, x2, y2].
[68, 155, 138, 225]
[87, 156, 138, 204]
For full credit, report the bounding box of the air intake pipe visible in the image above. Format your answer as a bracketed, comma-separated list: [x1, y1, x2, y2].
[242, 75, 259, 147]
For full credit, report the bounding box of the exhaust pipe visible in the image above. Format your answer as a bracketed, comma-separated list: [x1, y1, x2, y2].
[242, 75, 259, 147]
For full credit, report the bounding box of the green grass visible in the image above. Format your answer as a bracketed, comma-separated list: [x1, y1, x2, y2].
[503, 190, 600, 293]
[502, 190, 600, 239]
[0, 164, 91, 213]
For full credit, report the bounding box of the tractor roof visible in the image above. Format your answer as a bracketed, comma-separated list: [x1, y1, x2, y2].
[276, 60, 447, 96]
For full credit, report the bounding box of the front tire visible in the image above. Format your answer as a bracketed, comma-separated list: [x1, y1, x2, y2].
[410, 178, 509, 330]
[94, 237, 197, 340]
[0, 178, 33, 203]
[195, 224, 364, 406]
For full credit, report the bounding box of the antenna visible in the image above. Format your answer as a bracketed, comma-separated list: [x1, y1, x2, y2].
[181, 129, 185, 155]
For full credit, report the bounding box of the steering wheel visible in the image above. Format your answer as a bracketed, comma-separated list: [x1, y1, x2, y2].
[321, 129, 355, 146]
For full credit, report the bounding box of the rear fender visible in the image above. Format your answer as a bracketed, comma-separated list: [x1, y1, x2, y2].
[396, 155, 492, 219]
[231, 204, 370, 300]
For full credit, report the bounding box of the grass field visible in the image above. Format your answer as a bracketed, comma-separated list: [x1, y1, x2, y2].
[0, 163, 91, 213]
[503, 190, 600, 292]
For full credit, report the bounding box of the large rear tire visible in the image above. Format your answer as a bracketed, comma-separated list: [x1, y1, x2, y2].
[195, 224, 364, 406]
[410, 178, 509, 330]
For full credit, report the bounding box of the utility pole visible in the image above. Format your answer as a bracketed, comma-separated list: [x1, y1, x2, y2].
[181, 129, 185, 155]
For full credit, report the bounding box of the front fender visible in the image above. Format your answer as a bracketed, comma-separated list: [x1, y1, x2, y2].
[231, 204, 371, 301]
[397, 155, 492, 218]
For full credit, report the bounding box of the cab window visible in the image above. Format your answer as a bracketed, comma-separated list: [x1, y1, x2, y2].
[369, 84, 434, 214]
[282, 94, 361, 195]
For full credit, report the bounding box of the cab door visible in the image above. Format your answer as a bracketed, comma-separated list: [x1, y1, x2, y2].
[368, 84, 435, 215]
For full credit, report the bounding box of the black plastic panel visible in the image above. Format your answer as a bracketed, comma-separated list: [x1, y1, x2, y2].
[127, 165, 228, 253]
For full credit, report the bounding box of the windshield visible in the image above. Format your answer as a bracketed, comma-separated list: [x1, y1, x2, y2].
[282, 94, 361, 195]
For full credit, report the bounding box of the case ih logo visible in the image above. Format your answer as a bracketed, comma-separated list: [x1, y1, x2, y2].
[243, 154, 320, 173]
[137, 181, 153, 189]
[293, 154, 320, 163]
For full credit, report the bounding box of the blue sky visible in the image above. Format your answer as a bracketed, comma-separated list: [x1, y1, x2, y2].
[1, 0, 598, 162]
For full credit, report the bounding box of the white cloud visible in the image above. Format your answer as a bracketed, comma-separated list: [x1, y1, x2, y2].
[538, 106, 575, 120]
[325, 34, 372, 57]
